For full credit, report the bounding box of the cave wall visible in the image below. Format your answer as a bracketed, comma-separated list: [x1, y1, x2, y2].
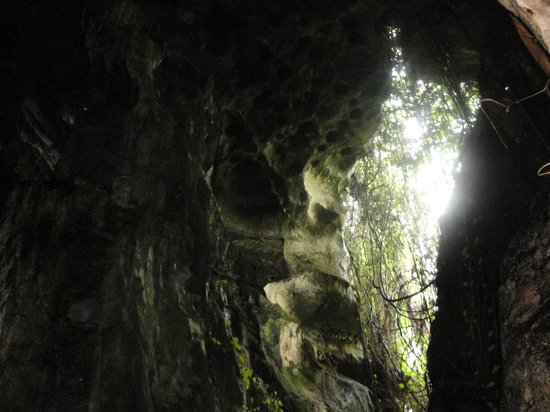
[498, 0, 550, 56]
[2, 1, 550, 411]
[0, 1, 391, 410]
[424, 1, 550, 411]
[1, 2, 243, 410]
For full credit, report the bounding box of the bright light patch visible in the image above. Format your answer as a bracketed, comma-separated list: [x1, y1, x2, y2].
[403, 118, 423, 153]
[403, 117, 456, 231]
[404, 118, 422, 140]
[410, 149, 457, 230]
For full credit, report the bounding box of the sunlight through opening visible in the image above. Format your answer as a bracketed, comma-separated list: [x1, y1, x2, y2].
[409, 145, 458, 232]
[344, 26, 480, 411]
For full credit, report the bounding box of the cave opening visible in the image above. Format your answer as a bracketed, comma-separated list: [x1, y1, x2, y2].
[344, 24, 480, 411]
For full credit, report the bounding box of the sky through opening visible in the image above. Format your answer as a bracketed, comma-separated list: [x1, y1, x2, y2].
[344, 27, 480, 411]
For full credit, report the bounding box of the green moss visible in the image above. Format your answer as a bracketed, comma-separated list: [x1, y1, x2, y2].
[282, 366, 313, 394]
[261, 317, 281, 346]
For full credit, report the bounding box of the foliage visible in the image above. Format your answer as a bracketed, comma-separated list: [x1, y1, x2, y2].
[228, 335, 284, 412]
[345, 28, 478, 411]
[210, 278, 284, 412]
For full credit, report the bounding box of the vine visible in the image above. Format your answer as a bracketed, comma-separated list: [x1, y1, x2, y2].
[345, 26, 479, 411]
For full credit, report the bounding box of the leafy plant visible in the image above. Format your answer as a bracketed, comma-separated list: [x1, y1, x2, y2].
[212, 279, 284, 411]
[228, 335, 284, 412]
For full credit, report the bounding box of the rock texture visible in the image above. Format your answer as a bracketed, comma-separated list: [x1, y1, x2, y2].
[0, 0, 389, 410]
[426, 2, 550, 411]
[498, 0, 550, 54]
[2, 0, 550, 411]
[500, 198, 550, 411]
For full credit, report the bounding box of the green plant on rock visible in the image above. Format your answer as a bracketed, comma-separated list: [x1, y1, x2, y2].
[227, 336, 284, 412]
[211, 277, 283, 410]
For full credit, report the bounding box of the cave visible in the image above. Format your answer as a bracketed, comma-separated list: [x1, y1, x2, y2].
[1, 0, 550, 411]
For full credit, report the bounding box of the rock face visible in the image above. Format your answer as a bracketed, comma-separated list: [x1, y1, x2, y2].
[500, 199, 550, 410]
[426, 2, 550, 411]
[2, 0, 550, 411]
[0, 1, 389, 410]
[498, 0, 550, 54]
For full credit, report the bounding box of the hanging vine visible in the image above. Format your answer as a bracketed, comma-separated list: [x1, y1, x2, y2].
[345, 26, 479, 411]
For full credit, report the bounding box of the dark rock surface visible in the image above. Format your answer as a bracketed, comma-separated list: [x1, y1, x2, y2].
[2, 0, 550, 411]
[0, 1, 389, 410]
[425, 2, 550, 412]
